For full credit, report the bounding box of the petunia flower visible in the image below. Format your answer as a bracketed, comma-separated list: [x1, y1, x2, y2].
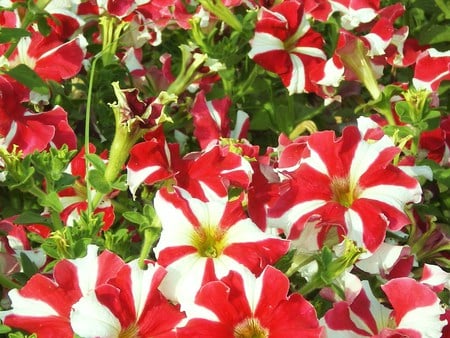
[70, 260, 185, 338]
[177, 266, 324, 337]
[267, 118, 422, 254]
[420, 263, 450, 293]
[248, 0, 326, 95]
[0, 245, 125, 337]
[58, 145, 115, 229]
[127, 129, 253, 201]
[322, 277, 447, 337]
[153, 187, 289, 307]
[7, 30, 87, 83]
[0, 216, 48, 271]
[413, 48, 450, 92]
[355, 242, 414, 279]
[329, 0, 380, 30]
[191, 90, 249, 149]
[0, 75, 77, 155]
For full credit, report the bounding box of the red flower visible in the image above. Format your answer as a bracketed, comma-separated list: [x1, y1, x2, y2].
[0, 245, 125, 337]
[153, 187, 289, 306]
[267, 118, 422, 253]
[178, 266, 324, 338]
[248, 0, 326, 94]
[0, 76, 77, 154]
[71, 260, 185, 337]
[7, 30, 87, 83]
[413, 48, 450, 92]
[323, 278, 447, 337]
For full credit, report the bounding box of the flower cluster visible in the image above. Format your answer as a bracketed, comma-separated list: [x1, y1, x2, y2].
[0, 0, 449, 337]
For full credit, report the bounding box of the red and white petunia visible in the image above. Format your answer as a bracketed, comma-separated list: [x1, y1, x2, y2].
[58, 145, 115, 229]
[413, 48, 450, 92]
[355, 242, 414, 279]
[248, 0, 326, 95]
[329, 0, 379, 30]
[127, 129, 253, 201]
[153, 187, 289, 307]
[420, 264, 450, 293]
[191, 90, 249, 149]
[70, 260, 185, 338]
[0, 75, 77, 155]
[0, 245, 125, 337]
[0, 217, 48, 271]
[7, 30, 87, 83]
[322, 278, 447, 337]
[267, 117, 422, 254]
[419, 115, 450, 166]
[177, 266, 324, 337]
[45, 0, 87, 39]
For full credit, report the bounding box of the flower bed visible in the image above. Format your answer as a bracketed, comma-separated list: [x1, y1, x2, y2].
[0, 0, 449, 337]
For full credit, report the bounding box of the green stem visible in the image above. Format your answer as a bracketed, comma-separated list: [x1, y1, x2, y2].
[85, 55, 101, 216]
[167, 49, 207, 96]
[138, 229, 155, 269]
[0, 274, 22, 290]
[198, 0, 242, 32]
[435, 0, 450, 18]
[285, 253, 316, 277]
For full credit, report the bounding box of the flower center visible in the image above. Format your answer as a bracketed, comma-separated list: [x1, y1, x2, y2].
[119, 323, 140, 338]
[192, 225, 227, 258]
[234, 317, 269, 338]
[330, 176, 360, 208]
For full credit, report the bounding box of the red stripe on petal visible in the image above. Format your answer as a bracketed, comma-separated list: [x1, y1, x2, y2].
[382, 278, 440, 324]
[224, 238, 289, 274]
[15, 274, 77, 318]
[5, 315, 74, 337]
[34, 36, 86, 82]
[157, 245, 198, 266]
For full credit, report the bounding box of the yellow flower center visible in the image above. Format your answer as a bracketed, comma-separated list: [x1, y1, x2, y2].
[119, 323, 140, 338]
[234, 317, 269, 338]
[191, 225, 228, 258]
[330, 176, 361, 208]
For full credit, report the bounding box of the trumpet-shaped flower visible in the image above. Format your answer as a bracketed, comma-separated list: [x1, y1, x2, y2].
[329, 0, 379, 30]
[153, 187, 289, 306]
[127, 128, 253, 201]
[0, 76, 77, 155]
[0, 245, 125, 337]
[248, 0, 326, 95]
[413, 48, 450, 92]
[58, 145, 115, 229]
[178, 266, 324, 338]
[7, 30, 87, 83]
[191, 91, 249, 149]
[267, 119, 422, 254]
[70, 260, 185, 338]
[322, 278, 447, 337]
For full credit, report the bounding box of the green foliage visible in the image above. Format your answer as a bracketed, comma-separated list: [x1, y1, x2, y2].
[5, 64, 49, 95]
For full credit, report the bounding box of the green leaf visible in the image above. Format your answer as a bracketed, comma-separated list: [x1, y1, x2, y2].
[87, 169, 111, 194]
[274, 249, 296, 273]
[14, 211, 51, 225]
[19, 252, 38, 278]
[0, 27, 30, 43]
[394, 101, 414, 124]
[6, 64, 49, 95]
[122, 211, 149, 226]
[39, 191, 63, 212]
[0, 325, 11, 334]
[111, 174, 128, 191]
[54, 173, 77, 191]
[421, 109, 442, 130]
[85, 153, 107, 172]
[419, 24, 450, 45]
